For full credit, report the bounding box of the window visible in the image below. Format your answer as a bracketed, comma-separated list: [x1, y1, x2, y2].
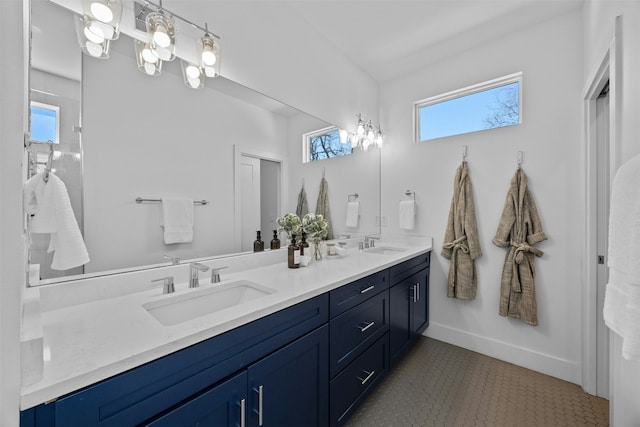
[303, 126, 352, 163]
[30, 101, 60, 143]
[415, 72, 522, 142]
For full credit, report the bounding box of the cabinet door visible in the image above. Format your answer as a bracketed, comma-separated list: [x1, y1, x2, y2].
[248, 325, 328, 427]
[411, 267, 429, 336]
[144, 371, 247, 427]
[389, 280, 412, 367]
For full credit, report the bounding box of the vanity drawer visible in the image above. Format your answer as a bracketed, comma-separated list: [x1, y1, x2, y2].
[389, 251, 430, 284]
[330, 289, 389, 377]
[330, 333, 389, 426]
[330, 269, 388, 317]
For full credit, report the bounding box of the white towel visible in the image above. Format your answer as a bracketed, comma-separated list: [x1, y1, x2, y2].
[399, 200, 415, 230]
[162, 197, 194, 244]
[23, 172, 90, 270]
[345, 201, 359, 228]
[603, 153, 640, 361]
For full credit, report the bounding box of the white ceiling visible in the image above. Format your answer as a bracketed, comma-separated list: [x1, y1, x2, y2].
[284, 0, 584, 82]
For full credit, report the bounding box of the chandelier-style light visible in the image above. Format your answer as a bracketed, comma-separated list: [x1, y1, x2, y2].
[339, 114, 383, 151]
[134, 39, 162, 76]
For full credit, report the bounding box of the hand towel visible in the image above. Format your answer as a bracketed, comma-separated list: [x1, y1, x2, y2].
[603, 153, 640, 361]
[296, 185, 309, 219]
[316, 177, 334, 239]
[23, 172, 90, 270]
[399, 200, 415, 230]
[162, 197, 194, 244]
[345, 201, 359, 228]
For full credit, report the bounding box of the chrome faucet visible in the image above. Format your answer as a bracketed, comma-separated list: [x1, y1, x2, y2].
[364, 235, 380, 249]
[151, 276, 175, 294]
[189, 262, 210, 288]
[211, 266, 228, 283]
[163, 254, 181, 265]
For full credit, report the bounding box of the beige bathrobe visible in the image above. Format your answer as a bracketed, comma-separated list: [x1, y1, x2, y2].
[493, 168, 547, 326]
[442, 161, 482, 300]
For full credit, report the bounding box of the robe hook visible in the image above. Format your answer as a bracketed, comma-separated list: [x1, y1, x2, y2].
[517, 151, 524, 169]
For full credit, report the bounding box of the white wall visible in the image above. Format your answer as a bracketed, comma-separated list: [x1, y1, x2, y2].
[0, 1, 26, 425]
[380, 9, 584, 383]
[584, 1, 640, 425]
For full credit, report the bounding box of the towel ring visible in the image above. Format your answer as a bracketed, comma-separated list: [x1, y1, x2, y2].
[404, 190, 415, 201]
[348, 193, 359, 202]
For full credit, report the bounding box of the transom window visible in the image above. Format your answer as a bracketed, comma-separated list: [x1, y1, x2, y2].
[30, 101, 60, 144]
[303, 126, 352, 163]
[415, 72, 522, 142]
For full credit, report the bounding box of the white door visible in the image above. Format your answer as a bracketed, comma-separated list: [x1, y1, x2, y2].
[240, 155, 261, 252]
[595, 83, 610, 398]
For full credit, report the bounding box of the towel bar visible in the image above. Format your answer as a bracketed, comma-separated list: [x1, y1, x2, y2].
[135, 197, 209, 205]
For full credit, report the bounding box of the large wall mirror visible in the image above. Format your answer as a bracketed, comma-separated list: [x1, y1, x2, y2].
[27, 0, 381, 285]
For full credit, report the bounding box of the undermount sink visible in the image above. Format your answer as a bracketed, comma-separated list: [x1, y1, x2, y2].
[143, 280, 276, 326]
[364, 246, 408, 255]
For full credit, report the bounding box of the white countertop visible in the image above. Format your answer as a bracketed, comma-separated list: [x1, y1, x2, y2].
[20, 237, 432, 409]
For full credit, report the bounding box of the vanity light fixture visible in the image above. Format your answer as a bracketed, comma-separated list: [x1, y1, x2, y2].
[145, 3, 176, 62]
[340, 114, 384, 151]
[134, 39, 162, 76]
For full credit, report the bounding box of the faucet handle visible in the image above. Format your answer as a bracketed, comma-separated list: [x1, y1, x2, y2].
[211, 266, 229, 283]
[151, 276, 175, 294]
[163, 255, 180, 265]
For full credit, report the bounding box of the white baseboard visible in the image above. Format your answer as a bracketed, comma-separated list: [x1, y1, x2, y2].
[424, 322, 581, 385]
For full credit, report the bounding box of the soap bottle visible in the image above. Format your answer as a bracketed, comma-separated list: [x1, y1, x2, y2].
[288, 234, 300, 268]
[300, 232, 309, 256]
[270, 230, 281, 250]
[253, 231, 264, 252]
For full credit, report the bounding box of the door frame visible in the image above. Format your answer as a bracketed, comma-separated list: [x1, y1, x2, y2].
[581, 27, 621, 396]
[233, 145, 287, 253]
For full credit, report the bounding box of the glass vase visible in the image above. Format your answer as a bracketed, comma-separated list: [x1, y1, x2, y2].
[313, 238, 323, 261]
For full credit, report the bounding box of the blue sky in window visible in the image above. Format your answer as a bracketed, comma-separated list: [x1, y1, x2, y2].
[31, 105, 57, 142]
[419, 82, 519, 141]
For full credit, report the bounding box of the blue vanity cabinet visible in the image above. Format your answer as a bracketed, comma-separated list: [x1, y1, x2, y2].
[328, 270, 390, 426]
[389, 253, 430, 367]
[146, 325, 329, 427]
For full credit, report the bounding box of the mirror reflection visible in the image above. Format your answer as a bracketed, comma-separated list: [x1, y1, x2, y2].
[28, 0, 381, 285]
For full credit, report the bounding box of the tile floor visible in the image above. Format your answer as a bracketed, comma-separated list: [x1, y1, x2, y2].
[345, 337, 609, 427]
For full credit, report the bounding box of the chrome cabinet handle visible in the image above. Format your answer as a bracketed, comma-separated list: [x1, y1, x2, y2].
[416, 282, 420, 302]
[357, 370, 375, 385]
[411, 284, 417, 302]
[253, 385, 263, 426]
[239, 398, 246, 427]
[357, 321, 375, 332]
[359, 285, 375, 294]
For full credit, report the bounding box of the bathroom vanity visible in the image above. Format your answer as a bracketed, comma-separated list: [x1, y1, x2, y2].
[20, 239, 431, 426]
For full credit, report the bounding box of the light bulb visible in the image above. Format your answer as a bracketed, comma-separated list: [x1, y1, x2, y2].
[367, 128, 375, 142]
[363, 139, 370, 150]
[90, 2, 113, 23]
[153, 25, 171, 48]
[203, 66, 217, 78]
[201, 50, 216, 66]
[84, 24, 104, 43]
[376, 132, 383, 147]
[339, 129, 348, 144]
[144, 62, 157, 75]
[85, 41, 103, 57]
[356, 121, 365, 136]
[141, 47, 158, 64]
[186, 65, 201, 79]
[350, 134, 359, 148]
[187, 77, 201, 88]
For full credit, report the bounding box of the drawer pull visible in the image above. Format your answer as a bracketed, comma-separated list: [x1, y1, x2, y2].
[416, 282, 420, 302]
[357, 370, 375, 385]
[253, 385, 263, 426]
[240, 398, 246, 427]
[359, 285, 375, 294]
[357, 321, 375, 332]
